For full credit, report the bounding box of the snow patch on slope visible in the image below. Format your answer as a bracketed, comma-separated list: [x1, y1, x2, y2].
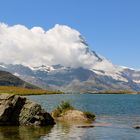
[133, 80, 140, 84]
[14, 73, 20, 77]
[0, 64, 6, 68]
[89, 56, 128, 82]
[32, 65, 55, 72]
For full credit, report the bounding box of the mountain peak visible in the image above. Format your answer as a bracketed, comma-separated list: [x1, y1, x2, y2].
[0, 22, 128, 78]
[0, 22, 106, 69]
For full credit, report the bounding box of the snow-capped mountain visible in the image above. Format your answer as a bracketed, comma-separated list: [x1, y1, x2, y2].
[121, 67, 140, 85]
[0, 62, 140, 92]
[0, 24, 140, 92]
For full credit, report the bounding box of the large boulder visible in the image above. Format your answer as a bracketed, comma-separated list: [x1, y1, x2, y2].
[0, 94, 55, 126]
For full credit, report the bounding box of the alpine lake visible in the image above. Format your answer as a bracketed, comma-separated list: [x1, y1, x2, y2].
[0, 94, 140, 140]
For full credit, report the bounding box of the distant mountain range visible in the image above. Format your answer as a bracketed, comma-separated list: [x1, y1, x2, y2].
[0, 25, 140, 93]
[0, 62, 140, 93]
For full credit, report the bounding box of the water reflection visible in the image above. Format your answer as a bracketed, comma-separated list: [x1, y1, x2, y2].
[40, 122, 87, 140]
[0, 125, 53, 140]
[0, 123, 86, 140]
[0, 117, 140, 140]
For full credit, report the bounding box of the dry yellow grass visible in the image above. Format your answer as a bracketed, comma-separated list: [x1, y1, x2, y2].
[97, 90, 139, 94]
[0, 86, 63, 95]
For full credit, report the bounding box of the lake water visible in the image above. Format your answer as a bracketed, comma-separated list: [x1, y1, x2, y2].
[0, 94, 140, 140]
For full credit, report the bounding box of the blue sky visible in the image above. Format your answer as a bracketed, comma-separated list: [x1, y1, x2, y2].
[0, 0, 140, 69]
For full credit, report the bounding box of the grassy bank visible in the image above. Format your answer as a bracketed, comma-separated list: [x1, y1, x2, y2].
[95, 90, 140, 94]
[0, 86, 64, 95]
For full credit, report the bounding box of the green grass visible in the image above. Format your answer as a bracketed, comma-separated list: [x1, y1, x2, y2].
[0, 86, 64, 95]
[52, 101, 74, 117]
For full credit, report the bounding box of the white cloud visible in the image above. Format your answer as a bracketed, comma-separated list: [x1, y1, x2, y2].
[0, 23, 101, 68]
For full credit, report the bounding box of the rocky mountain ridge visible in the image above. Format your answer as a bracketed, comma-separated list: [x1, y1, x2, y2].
[0, 63, 140, 93]
[0, 70, 38, 89]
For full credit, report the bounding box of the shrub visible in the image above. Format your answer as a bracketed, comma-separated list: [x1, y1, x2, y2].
[83, 111, 96, 120]
[59, 101, 74, 110]
[52, 107, 62, 117]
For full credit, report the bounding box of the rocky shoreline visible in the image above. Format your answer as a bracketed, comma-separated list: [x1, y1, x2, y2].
[0, 94, 96, 126]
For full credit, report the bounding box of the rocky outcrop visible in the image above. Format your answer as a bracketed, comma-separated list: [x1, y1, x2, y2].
[0, 94, 55, 126]
[52, 109, 95, 123]
[133, 125, 140, 129]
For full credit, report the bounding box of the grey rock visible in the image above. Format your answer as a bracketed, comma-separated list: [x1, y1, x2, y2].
[77, 125, 95, 128]
[133, 125, 140, 129]
[0, 94, 55, 126]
